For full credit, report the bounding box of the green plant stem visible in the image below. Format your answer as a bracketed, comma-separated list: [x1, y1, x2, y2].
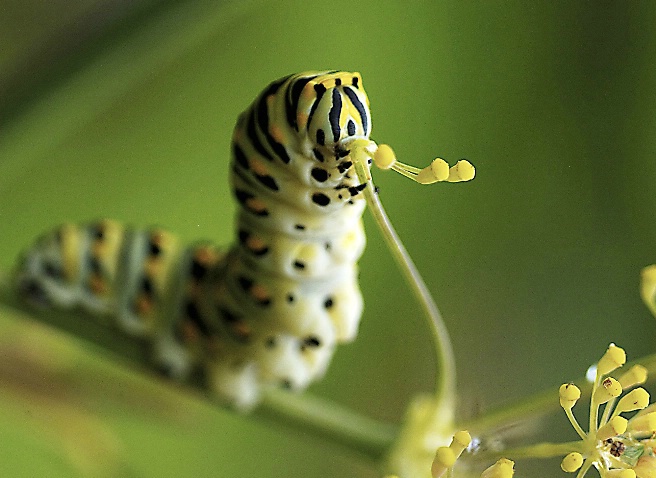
[472, 440, 583, 462]
[0, 269, 397, 461]
[458, 353, 656, 437]
[354, 158, 456, 412]
[257, 389, 397, 460]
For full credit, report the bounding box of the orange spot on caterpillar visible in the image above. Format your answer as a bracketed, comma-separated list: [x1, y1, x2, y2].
[194, 246, 218, 265]
[249, 158, 269, 176]
[231, 321, 252, 340]
[88, 274, 107, 295]
[269, 122, 284, 143]
[134, 294, 154, 316]
[246, 236, 266, 252]
[251, 284, 270, 303]
[301, 81, 317, 99]
[295, 113, 308, 131]
[245, 197, 267, 214]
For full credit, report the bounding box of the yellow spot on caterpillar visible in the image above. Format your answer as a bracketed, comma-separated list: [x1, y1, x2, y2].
[60, 224, 81, 282]
[144, 259, 161, 277]
[340, 231, 358, 249]
[91, 241, 107, 256]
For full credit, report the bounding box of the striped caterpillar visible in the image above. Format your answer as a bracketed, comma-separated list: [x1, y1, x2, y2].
[15, 71, 474, 410]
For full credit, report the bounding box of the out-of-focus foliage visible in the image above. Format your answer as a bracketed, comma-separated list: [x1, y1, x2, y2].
[1, 1, 656, 477]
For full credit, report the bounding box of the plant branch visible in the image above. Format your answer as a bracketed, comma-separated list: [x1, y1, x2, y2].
[0, 269, 397, 461]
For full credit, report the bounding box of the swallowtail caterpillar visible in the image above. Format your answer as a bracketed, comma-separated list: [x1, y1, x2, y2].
[15, 71, 474, 410]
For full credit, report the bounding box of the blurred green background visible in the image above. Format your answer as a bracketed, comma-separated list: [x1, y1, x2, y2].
[1, 1, 656, 476]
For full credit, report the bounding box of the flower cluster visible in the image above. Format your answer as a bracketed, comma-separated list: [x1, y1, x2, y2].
[559, 344, 655, 477]
[384, 395, 515, 478]
[385, 428, 514, 478]
[430, 430, 514, 478]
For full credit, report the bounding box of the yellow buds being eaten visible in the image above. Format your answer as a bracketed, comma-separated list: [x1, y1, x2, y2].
[370, 143, 475, 185]
[373, 144, 397, 170]
[416, 158, 450, 184]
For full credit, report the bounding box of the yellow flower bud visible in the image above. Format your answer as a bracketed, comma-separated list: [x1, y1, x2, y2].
[373, 144, 397, 169]
[641, 264, 656, 318]
[629, 412, 656, 433]
[618, 365, 648, 389]
[449, 430, 471, 459]
[416, 158, 450, 184]
[633, 455, 656, 478]
[593, 377, 622, 406]
[560, 383, 581, 410]
[597, 344, 626, 375]
[615, 388, 650, 414]
[431, 447, 456, 478]
[481, 458, 514, 478]
[596, 416, 628, 441]
[561, 452, 583, 472]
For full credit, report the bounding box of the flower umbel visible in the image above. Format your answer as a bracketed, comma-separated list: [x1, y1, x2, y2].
[559, 344, 654, 477]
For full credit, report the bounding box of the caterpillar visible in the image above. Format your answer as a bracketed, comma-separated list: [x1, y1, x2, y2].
[14, 71, 474, 410]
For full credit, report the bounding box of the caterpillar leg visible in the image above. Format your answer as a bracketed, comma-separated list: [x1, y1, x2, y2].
[206, 360, 260, 412]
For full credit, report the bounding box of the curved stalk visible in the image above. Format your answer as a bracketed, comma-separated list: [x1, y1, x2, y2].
[353, 154, 456, 413]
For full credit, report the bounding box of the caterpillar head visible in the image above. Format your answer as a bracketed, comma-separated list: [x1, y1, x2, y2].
[295, 72, 371, 160]
[290, 71, 475, 185]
